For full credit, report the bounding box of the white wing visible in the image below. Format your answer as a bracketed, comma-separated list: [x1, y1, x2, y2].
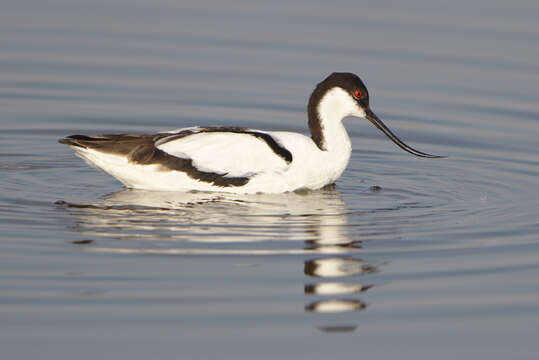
[156, 127, 291, 177]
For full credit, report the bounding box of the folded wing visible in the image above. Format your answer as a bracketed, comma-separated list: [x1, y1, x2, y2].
[156, 127, 292, 178]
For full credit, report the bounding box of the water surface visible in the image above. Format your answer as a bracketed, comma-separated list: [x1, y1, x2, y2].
[1, 1, 539, 359]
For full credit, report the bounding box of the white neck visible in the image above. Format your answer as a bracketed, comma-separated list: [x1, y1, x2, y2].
[313, 87, 366, 181]
[316, 87, 364, 152]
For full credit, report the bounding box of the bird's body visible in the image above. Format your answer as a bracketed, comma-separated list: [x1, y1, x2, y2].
[60, 73, 442, 194]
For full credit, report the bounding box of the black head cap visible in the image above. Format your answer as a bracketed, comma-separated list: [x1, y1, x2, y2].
[308, 72, 370, 149]
[307, 72, 445, 158]
[309, 72, 370, 110]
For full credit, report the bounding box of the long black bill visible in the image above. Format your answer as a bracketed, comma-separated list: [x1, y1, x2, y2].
[365, 109, 445, 158]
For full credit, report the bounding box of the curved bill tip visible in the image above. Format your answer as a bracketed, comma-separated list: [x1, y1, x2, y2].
[365, 110, 446, 158]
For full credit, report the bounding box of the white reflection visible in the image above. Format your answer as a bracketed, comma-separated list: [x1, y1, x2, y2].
[59, 186, 378, 332]
[305, 299, 366, 313]
[304, 257, 377, 277]
[61, 186, 357, 249]
[304, 282, 372, 296]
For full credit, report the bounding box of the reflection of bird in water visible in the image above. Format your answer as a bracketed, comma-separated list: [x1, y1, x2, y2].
[303, 257, 376, 318]
[305, 282, 373, 296]
[304, 257, 377, 278]
[305, 299, 366, 313]
[58, 186, 379, 332]
[59, 73, 442, 194]
[58, 186, 356, 249]
[303, 222, 378, 333]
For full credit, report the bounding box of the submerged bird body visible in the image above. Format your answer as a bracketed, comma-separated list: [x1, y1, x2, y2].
[60, 73, 441, 194]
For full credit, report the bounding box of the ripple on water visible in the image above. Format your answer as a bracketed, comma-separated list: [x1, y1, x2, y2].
[1, 0, 539, 356]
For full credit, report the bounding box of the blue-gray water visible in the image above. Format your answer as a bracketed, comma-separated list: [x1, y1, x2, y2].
[1, 1, 539, 359]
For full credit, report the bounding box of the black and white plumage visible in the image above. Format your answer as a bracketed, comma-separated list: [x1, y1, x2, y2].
[59, 72, 443, 194]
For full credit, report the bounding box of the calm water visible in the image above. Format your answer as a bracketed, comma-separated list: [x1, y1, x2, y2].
[1, 1, 539, 359]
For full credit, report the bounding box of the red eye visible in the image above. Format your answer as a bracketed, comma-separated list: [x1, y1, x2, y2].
[354, 90, 362, 99]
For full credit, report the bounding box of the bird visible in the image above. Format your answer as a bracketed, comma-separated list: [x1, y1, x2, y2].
[59, 72, 444, 194]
